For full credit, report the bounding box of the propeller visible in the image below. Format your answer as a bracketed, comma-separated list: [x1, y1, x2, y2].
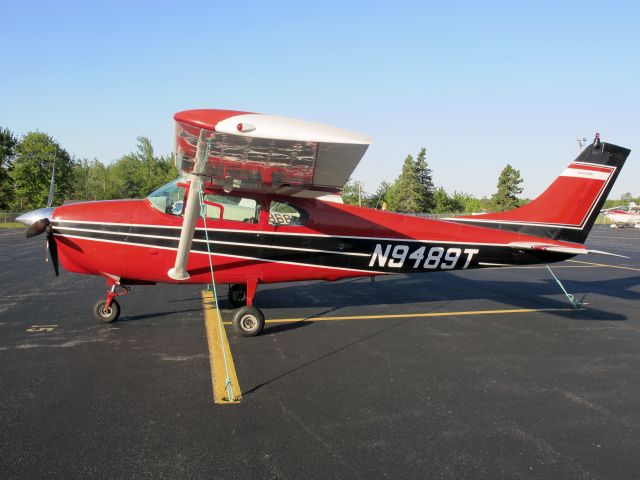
[46, 226, 59, 277]
[21, 217, 59, 276]
[26, 218, 50, 238]
[16, 207, 59, 277]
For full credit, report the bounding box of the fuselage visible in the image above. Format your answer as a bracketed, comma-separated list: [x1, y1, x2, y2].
[49, 188, 577, 286]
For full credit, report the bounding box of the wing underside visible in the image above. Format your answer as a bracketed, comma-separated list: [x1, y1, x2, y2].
[174, 110, 372, 195]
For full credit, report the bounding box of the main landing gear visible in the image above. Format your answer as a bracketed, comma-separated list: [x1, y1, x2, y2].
[228, 280, 265, 337]
[93, 281, 129, 323]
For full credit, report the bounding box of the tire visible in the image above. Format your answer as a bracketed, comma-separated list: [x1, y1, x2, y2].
[228, 284, 247, 308]
[232, 306, 265, 337]
[93, 299, 120, 323]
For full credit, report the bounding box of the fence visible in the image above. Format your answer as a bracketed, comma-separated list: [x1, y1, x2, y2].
[0, 212, 23, 224]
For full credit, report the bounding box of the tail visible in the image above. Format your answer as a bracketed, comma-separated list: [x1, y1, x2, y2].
[452, 135, 631, 243]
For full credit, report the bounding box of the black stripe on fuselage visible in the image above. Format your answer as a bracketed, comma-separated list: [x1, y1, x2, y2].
[52, 222, 572, 274]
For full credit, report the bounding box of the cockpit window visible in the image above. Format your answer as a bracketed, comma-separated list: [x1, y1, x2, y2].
[269, 201, 308, 226]
[147, 179, 185, 215]
[203, 194, 260, 223]
[147, 180, 260, 223]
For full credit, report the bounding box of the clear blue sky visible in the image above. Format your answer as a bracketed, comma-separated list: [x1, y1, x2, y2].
[1, 0, 638, 199]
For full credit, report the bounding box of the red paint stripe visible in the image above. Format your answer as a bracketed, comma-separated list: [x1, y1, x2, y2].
[568, 163, 614, 173]
[174, 109, 254, 131]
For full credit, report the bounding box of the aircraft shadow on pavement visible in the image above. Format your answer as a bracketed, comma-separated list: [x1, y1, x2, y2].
[242, 315, 415, 396]
[250, 272, 638, 322]
[117, 308, 203, 322]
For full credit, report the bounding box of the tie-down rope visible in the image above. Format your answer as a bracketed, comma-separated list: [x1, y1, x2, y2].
[198, 188, 236, 402]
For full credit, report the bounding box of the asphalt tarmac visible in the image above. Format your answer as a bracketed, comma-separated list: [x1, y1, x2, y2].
[1, 225, 639, 479]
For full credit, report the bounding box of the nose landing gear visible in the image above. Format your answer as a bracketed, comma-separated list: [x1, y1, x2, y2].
[93, 281, 130, 323]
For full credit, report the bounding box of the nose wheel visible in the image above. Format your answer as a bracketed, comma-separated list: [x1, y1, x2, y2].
[93, 299, 121, 323]
[94, 282, 129, 323]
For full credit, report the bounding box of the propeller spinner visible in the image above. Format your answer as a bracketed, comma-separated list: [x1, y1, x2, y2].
[16, 207, 59, 276]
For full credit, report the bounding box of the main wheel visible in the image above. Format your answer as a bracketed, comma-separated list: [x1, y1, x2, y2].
[93, 299, 120, 323]
[232, 306, 265, 337]
[228, 284, 247, 308]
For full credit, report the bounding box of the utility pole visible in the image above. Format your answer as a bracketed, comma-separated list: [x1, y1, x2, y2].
[46, 146, 57, 207]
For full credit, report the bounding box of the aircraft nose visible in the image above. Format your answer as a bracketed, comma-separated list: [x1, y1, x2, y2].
[15, 207, 55, 227]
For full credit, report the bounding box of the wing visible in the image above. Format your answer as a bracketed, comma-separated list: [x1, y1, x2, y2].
[174, 109, 372, 195]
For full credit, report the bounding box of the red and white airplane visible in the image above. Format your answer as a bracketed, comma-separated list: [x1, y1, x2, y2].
[601, 203, 640, 228]
[17, 110, 630, 336]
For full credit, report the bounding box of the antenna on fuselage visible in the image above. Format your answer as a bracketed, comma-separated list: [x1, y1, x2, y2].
[576, 137, 587, 152]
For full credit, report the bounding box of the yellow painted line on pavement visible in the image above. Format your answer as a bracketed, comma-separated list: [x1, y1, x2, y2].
[221, 307, 576, 325]
[202, 291, 241, 404]
[567, 259, 640, 272]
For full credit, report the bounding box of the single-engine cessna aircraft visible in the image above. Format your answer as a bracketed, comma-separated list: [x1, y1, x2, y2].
[601, 202, 640, 228]
[17, 110, 630, 336]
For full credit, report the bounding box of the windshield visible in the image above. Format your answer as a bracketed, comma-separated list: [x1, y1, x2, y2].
[147, 179, 185, 215]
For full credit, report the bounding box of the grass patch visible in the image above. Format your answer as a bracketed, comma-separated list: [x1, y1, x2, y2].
[0, 222, 26, 228]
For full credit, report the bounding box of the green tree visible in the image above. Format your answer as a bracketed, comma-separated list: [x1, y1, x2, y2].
[9, 132, 76, 210]
[490, 164, 523, 211]
[107, 137, 177, 199]
[341, 178, 365, 206]
[0, 127, 18, 209]
[70, 158, 90, 200]
[388, 154, 423, 213]
[363, 181, 390, 209]
[414, 148, 435, 211]
[452, 191, 484, 213]
[432, 187, 463, 213]
[87, 159, 110, 200]
[620, 192, 634, 203]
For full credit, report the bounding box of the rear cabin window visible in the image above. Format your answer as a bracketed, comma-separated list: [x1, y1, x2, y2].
[203, 194, 260, 223]
[269, 201, 308, 226]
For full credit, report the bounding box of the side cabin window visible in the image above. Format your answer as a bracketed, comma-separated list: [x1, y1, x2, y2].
[269, 201, 308, 226]
[203, 194, 260, 223]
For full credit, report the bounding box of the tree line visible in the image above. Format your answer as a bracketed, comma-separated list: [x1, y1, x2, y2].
[0, 127, 177, 211]
[1, 126, 636, 214]
[341, 147, 525, 214]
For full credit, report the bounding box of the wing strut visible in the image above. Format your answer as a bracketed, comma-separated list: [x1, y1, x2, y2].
[167, 130, 208, 281]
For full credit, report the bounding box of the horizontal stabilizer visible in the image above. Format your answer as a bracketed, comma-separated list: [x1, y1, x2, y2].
[508, 242, 629, 258]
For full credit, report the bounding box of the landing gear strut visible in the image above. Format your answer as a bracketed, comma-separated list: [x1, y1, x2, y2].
[229, 279, 264, 336]
[94, 281, 129, 323]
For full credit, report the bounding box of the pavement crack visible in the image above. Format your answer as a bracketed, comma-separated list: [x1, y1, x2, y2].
[278, 398, 363, 479]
